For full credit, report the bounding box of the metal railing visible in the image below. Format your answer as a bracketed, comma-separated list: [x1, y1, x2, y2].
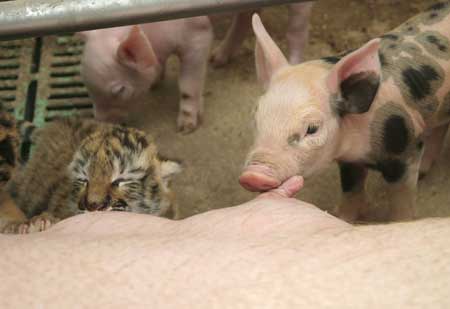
[0, 0, 310, 40]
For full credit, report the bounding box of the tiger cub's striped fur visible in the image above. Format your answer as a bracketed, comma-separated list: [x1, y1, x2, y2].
[0, 101, 35, 186]
[0, 103, 21, 187]
[2, 117, 181, 233]
[0, 101, 35, 230]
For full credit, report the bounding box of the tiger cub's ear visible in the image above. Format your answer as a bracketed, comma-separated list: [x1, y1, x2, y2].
[160, 160, 182, 186]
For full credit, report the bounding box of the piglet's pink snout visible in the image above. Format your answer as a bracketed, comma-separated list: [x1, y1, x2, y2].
[239, 165, 281, 192]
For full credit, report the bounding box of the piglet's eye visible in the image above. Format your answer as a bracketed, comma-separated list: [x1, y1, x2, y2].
[306, 125, 319, 135]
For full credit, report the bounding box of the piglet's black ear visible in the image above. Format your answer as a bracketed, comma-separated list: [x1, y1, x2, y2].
[327, 39, 381, 117]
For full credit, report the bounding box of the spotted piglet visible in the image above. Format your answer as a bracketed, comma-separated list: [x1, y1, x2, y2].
[240, 3, 450, 222]
[79, 17, 213, 134]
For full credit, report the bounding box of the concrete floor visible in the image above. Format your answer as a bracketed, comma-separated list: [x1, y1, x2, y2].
[131, 0, 450, 220]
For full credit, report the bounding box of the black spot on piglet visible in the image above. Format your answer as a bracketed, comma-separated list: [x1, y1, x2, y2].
[383, 115, 409, 154]
[380, 34, 399, 41]
[378, 159, 406, 183]
[402, 65, 440, 101]
[426, 35, 447, 52]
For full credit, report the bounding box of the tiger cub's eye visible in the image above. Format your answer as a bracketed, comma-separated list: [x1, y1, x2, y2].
[111, 178, 125, 187]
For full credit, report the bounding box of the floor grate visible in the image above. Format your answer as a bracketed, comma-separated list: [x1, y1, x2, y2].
[0, 39, 34, 117]
[0, 29, 93, 127]
[35, 34, 93, 126]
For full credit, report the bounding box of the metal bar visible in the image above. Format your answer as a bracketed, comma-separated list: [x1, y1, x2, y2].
[0, 0, 310, 41]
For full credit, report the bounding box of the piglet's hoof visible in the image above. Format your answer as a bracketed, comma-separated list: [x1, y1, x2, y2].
[177, 113, 199, 134]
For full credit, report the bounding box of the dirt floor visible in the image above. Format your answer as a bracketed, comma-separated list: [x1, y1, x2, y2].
[131, 0, 450, 220]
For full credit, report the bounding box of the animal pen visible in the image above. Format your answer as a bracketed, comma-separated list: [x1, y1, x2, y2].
[0, 0, 448, 220]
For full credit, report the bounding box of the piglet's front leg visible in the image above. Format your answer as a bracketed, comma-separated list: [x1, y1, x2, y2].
[177, 29, 212, 134]
[337, 162, 369, 223]
[177, 55, 207, 134]
[385, 150, 423, 221]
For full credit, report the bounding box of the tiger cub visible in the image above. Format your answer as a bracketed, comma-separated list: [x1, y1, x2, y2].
[0, 101, 28, 186]
[1, 117, 181, 233]
[0, 102, 33, 229]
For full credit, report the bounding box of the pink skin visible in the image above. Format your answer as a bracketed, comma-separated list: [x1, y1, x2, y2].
[2, 177, 450, 308]
[210, 2, 314, 67]
[79, 17, 213, 134]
